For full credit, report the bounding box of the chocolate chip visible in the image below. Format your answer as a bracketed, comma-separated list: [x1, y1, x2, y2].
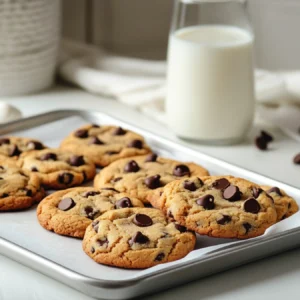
[82, 191, 100, 197]
[293, 153, 300, 165]
[58, 198, 75, 211]
[133, 214, 153, 227]
[97, 238, 108, 247]
[212, 178, 230, 190]
[74, 129, 88, 138]
[31, 167, 38, 172]
[128, 139, 143, 149]
[288, 203, 291, 209]
[0, 138, 10, 145]
[252, 187, 263, 199]
[243, 198, 261, 214]
[92, 220, 99, 232]
[144, 203, 153, 208]
[124, 160, 140, 173]
[40, 152, 57, 161]
[196, 194, 215, 210]
[173, 164, 190, 177]
[267, 187, 282, 196]
[243, 223, 252, 234]
[112, 177, 122, 183]
[222, 185, 242, 202]
[129, 231, 149, 245]
[25, 189, 32, 197]
[9, 145, 21, 157]
[113, 127, 126, 135]
[183, 180, 197, 191]
[145, 153, 158, 162]
[155, 253, 165, 261]
[255, 136, 268, 150]
[144, 175, 161, 189]
[2, 193, 8, 198]
[84, 206, 99, 219]
[167, 210, 174, 220]
[0, 177, 3, 180]
[106, 151, 119, 155]
[101, 187, 119, 192]
[175, 223, 187, 232]
[89, 136, 104, 145]
[69, 155, 85, 166]
[58, 172, 74, 185]
[261, 130, 273, 143]
[91, 124, 100, 128]
[91, 247, 95, 253]
[217, 215, 232, 225]
[27, 141, 44, 150]
[115, 197, 133, 208]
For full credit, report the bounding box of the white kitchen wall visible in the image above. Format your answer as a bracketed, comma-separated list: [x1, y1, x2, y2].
[62, 0, 300, 70]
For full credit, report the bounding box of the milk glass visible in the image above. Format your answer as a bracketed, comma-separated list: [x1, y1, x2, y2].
[166, 0, 255, 144]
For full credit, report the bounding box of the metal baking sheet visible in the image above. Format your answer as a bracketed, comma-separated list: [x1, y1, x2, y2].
[0, 109, 300, 300]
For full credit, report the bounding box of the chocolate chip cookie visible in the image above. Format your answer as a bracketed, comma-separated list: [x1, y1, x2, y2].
[17, 149, 96, 189]
[94, 154, 209, 205]
[82, 207, 196, 269]
[0, 136, 46, 158]
[60, 124, 151, 167]
[158, 176, 277, 239]
[37, 187, 144, 238]
[0, 156, 45, 211]
[261, 186, 299, 221]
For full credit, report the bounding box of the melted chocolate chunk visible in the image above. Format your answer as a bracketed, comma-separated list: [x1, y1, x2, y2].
[69, 155, 85, 166]
[212, 178, 230, 190]
[128, 139, 143, 149]
[2, 193, 9, 198]
[74, 129, 88, 138]
[31, 167, 38, 172]
[243, 223, 252, 234]
[58, 173, 74, 185]
[97, 238, 108, 247]
[196, 194, 215, 210]
[144, 175, 161, 189]
[84, 206, 99, 219]
[174, 223, 187, 232]
[115, 197, 132, 208]
[82, 191, 100, 197]
[89, 136, 104, 145]
[58, 198, 75, 211]
[267, 187, 282, 196]
[133, 214, 153, 227]
[9, 145, 21, 157]
[124, 160, 140, 173]
[155, 253, 165, 261]
[217, 215, 232, 225]
[113, 127, 126, 135]
[222, 185, 242, 202]
[173, 164, 190, 177]
[252, 187, 263, 199]
[0, 138, 10, 145]
[27, 141, 44, 150]
[40, 152, 57, 161]
[101, 187, 119, 192]
[183, 180, 197, 191]
[129, 231, 149, 245]
[243, 198, 261, 214]
[25, 189, 32, 197]
[92, 220, 99, 232]
[145, 153, 158, 162]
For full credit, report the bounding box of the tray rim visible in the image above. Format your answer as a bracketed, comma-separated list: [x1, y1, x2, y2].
[1, 108, 300, 288]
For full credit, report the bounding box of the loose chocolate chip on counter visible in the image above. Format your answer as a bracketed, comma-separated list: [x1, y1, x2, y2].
[128, 139, 143, 149]
[40, 152, 57, 161]
[97, 238, 108, 247]
[112, 177, 122, 183]
[0, 138, 10, 145]
[145, 153, 158, 162]
[255, 136, 268, 151]
[106, 151, 119, 155]
[58, 172, 74, 185]
[145, 175, 161, 189]
[293, 153, 300, 165]
[243, 198, 261, 214]
[113, 127, 126, 135]
[155, 253, 165, 261]
[31, 167, 38, 172]
[217, 215, 232, 225]
[129, 231, 149, 245]
[101, 187, 119, 192]
[92, 220, 99, 232]
[84, 206, 99, 219]
[175, 223, 187, 233]
[58, 197, 75, 211]
[69, 155, 85, 166]
[173, 164, 190, 177]
[252, 187, 263, 199]
[91, 247, 95, 254]
[89, 136, 104, 145]
[222, 185, 242, 202]
[212, 178, 230, 190]
[124, 160, 140, 173]
[27, 141, 44, 150]
[267, 186, 282, 196]
[74, 129, 88, 138]
[261, 130, 273, 143]
[243, 222, 252, 234]
[183, 180, 197, 191]
[9, 145, 21, 157]
[133, 214, 153, 227]
[115, 197, 133, 208]
[196, 194, 215, 210]
[82, 191, 100, 197]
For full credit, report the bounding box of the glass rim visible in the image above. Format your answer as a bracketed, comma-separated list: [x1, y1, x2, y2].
[180, 0, 246, 3]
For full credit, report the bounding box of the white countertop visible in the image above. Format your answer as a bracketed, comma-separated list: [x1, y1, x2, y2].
[1, 85, 300, 300]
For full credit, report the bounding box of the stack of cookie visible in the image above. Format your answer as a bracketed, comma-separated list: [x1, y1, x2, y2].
[0, 124, 298, 269]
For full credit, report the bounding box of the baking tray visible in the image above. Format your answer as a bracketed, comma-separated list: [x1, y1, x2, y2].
[1, 109, 300, 300]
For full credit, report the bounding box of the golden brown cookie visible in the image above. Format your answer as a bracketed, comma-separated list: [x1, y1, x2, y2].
[17, 149, 96, 190]
[37, 187, 144, 238]
[261, 186, 298, 221]
[0, 156, 45, 211]
[158, 176, 277, 239]
[82, 207, 196, 269]
[0, 136, 46, 158]
[60, 124, 151, 167]
[94, 154, 209, 205]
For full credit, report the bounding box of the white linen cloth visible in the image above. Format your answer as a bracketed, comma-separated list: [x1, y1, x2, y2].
[59, 40, 300, 141]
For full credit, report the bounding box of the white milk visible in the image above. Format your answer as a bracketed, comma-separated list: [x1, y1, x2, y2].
[166, 25, 255, 143]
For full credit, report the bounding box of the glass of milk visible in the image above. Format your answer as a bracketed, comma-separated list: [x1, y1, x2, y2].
[166, 0, 255, 144]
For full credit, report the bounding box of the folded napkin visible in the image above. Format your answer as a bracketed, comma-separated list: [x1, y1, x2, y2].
[59, 40, 300, 141]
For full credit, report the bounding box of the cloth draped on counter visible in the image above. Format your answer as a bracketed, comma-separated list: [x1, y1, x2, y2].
[58, 39, 300, 142]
